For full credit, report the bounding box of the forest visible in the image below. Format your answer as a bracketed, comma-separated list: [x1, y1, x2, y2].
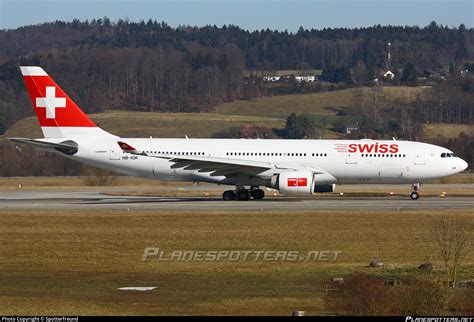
[0, 19, 473, 133]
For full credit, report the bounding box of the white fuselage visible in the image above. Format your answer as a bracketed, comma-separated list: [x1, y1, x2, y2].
[63, 137, 467, 187]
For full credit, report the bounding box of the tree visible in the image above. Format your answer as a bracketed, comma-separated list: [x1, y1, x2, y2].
[401, 62, 417, 85]
[431, 217, 472, 288]
[322, 65, 352, 84]
[283, 113, 315, 139]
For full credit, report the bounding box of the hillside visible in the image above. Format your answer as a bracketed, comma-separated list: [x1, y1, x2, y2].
[3, 111, 286, 139]
[216, 86, 426, 118]
[422, 123, 473, 140]
[0, 86, 433, 140]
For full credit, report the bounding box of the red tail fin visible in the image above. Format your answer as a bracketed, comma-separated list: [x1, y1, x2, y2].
[20, 66, 114, 138]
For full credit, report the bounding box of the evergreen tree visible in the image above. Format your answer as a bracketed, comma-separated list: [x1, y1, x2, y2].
[284, 113, 315, 139]
[401, 62, 417, 85]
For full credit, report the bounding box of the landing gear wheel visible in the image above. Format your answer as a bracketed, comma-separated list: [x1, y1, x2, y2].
[222, 190, 236, 201]
[251, 189, 265, 200]
[236, 189, 250, 201]
[410, 191, 419, 200]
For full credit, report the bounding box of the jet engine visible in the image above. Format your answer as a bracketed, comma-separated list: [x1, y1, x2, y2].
[271, 170, 337, 196]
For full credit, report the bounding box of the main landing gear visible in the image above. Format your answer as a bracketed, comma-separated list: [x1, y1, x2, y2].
[410, 182, 421, 200]
[222, 186, 265, 201]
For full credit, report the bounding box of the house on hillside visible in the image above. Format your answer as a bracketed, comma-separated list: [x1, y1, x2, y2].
[345, 125, 359, 134]
[423, 68, 448, 79]
[383, 70, 395, 80]
[262, 76, 281, 82]
[295, 76, 316, 82]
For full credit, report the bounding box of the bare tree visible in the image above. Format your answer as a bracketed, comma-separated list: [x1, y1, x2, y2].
[431, 217, 472, 288]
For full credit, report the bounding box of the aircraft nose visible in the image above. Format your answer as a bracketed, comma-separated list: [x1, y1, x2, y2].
[459, 158, 468, 172]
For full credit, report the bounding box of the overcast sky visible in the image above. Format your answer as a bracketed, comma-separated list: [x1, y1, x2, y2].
[0, 0, 472, 31]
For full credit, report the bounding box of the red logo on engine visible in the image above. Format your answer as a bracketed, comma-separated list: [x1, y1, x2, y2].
[288, 178, 307, 187]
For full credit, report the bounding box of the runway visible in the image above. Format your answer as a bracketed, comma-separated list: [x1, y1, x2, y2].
[0, 189, 472, 211]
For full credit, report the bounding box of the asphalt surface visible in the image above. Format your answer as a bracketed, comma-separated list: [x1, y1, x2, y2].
[0, 189, 472, 211]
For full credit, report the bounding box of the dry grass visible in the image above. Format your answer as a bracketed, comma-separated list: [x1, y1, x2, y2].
[0, 209, 472, 315]
[0, 176, 197, 190]
[422, 123, 473, 140]
[2, 111, 285, 139]
[1, 174, 471, 191]
[215, 89, 354, 118]
[215, 86, 426, 119]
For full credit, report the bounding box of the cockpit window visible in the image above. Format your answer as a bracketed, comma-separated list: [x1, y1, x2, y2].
[441, 152, 457, 158]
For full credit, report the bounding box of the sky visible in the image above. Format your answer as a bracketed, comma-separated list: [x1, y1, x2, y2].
[0, 0, 472, 31]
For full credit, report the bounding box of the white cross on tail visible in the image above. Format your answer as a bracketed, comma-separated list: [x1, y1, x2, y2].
[36, 86, 66, 119]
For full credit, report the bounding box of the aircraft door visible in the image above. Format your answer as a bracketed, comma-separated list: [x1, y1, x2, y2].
[345, 152, 357, 164]
[110, 142, 121, 160]
[414, 151, 425, 165]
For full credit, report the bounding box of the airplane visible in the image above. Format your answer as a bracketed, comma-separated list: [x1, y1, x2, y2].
[11, 66, 468, 201]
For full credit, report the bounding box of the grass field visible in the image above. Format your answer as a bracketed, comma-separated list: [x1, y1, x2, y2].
[3, 111, 285, 139]
[0, 209, 472, 315]
[422, 123, 473, 140]
[215, 86, 425, 119]
[1, 174, 473, 200]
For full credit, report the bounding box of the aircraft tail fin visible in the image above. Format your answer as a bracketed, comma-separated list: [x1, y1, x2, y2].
[20, 66, 115, 138]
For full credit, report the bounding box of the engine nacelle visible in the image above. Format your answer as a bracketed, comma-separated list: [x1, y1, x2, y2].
[272, 170, 315, 195]
[271, 170, 337, 196]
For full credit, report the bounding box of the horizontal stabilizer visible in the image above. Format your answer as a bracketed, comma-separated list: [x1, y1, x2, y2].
[10, 138, 78, 155]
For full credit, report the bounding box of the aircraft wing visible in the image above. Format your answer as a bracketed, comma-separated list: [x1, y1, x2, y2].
[10, 138, 78, 155]
[118, 141, 328, 178]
